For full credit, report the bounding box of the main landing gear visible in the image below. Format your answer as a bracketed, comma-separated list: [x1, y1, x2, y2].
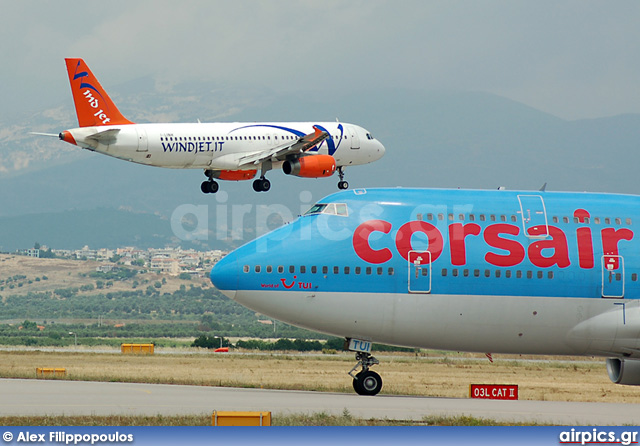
[252, 176, 271, 192]
[337, 167, 349, 190]
[201, 172, 219, 194]
[349, 351, 382, 396]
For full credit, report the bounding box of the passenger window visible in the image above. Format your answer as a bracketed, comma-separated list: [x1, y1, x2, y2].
[427, 213, 434, 220]
[243, 265, 249, 273]
[527, 271, 533, 279]
[333, 266, 339, 274]
[421, 268, 428, 276]
[484, 270, 490, 277]
[416, 213, 422, 221]
[266, 265, 272, 273]
[480, 215, 486, 222]
[626, 218, 632, 225]
[553, 216, 559, 223]
[377, 267, 383, 275]
[563, 217, 569, 223]
[366, 267, 372, 275]
[605, 218, 611, 224]
[344, 266, 350, 274]
[506, 270, 512, 278]
[278, 266, 284, 273]
[289, 265, 295, 273]
[438, 213, 444, 221]
[463, 269, 469, 277]
[311, 266, 317, 274]
[490, 215, 496, 222]
[516, 270, 522, 278]
[500, 215, 506, 222]
[255, 265, 261, 273]
[548, 271, 554, 279]
[632, 273, 637, 281]
[442, 269, 447, 277]
[495, 270, 501, 278]
[448, 213, 454, 221]
[537, 271, 543, 279]
[474, 269, 479, 277]
[388, 268, 394, 275]
[355, 267, 361, 275]
[300, 266, 306, 274]
[322, 266, 328, 274]
[469, 214, 475, 221]
[452, 269, 458, 277]
[459, 214, 465, 221]
[511, 215, 517, 222]
[616, 218, 622, 225]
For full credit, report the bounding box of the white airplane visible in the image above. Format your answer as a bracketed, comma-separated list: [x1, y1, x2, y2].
[50, 58, 385, 193]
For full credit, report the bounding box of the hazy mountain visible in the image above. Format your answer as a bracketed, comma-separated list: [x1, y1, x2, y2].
[1, 80, 639, 251]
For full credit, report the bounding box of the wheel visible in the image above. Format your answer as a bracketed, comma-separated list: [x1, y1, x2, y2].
[338, 180, 349, 190]
[261, 178, 271, 192]
[353, 370, 382, 396]
[201, 181, 218, 194]
[253, 180, 262, 192]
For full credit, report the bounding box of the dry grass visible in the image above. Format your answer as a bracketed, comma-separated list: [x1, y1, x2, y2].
[2, 350, 640, 403]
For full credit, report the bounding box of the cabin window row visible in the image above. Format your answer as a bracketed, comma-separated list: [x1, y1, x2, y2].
[416, 213, 631, 226]
[160, 135, 347, 142]
[243, 265, 395, 276]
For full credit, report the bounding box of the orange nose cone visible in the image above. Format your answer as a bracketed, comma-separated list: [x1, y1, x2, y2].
[59, 131, 77, 145]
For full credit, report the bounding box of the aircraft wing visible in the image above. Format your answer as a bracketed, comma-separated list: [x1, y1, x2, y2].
[237, 126, 329, 167]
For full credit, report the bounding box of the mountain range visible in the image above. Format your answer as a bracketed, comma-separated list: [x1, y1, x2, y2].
[1, 79, 638, 251]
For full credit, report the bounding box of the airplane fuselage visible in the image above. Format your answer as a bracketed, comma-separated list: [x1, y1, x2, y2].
[64, 121, 383, 171]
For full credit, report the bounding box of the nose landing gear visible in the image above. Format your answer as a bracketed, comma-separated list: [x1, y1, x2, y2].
[349, 351, 382, 396]
[337, 167, 349, 190]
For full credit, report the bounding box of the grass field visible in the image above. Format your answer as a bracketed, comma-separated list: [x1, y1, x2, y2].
[2, 349, 640, 403]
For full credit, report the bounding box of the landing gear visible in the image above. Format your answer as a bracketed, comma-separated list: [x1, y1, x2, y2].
[200, 180, 219, 194]
[252, 177, 271, 192]
[337, 167, 349, 190]
[349, 351, 382, 396]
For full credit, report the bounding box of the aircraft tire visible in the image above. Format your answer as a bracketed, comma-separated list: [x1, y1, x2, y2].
[252, 180, 262, 192]
[353, 370, 382, 396]
[338, 181, 349, 190]
[261, 179, 271, 192]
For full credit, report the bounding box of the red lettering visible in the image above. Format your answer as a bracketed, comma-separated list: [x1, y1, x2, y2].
[449, 223, 481, 266]
[352, 220, 393, 264]
[528, 225, 570, 268]
[576, 227, 594, 269]
[395, 221, 443, 262]
[601, 227, 633, 270]
[484, 224, 525, 267]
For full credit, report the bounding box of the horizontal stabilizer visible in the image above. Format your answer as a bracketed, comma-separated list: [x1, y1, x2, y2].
[86, 128, 121, 145]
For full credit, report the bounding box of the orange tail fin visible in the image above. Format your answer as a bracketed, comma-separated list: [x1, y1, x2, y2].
[65, 58, 133, 127]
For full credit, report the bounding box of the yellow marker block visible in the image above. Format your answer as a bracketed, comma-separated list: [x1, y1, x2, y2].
[212, 411, 271, 426]
[36, 368, 66, 378]
[120, 343, 154, 354]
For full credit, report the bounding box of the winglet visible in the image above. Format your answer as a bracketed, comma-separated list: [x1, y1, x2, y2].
[64, 58, 133, 127]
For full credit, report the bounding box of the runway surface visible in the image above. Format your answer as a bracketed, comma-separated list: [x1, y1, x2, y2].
[2, 378, 638, 425]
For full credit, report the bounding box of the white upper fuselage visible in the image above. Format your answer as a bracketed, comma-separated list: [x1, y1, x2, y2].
[66, 121, 384, 171]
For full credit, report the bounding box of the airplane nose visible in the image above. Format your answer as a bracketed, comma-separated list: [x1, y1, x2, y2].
[376, 141, 386, 160]
[210, 251, 239, 299]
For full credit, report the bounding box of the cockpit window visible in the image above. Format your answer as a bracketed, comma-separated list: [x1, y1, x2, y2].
[366, 133, 374, 140]
[304, 202, 349, 217]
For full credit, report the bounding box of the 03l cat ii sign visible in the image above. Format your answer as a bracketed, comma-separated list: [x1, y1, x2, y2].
[469, 384, 519, 400]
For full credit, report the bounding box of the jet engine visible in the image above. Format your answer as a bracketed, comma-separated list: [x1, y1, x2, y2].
[606, 358, 640, 385]
[283, 155, 336, 178]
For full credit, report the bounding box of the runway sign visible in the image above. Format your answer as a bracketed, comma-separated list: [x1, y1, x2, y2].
[212, 411, 271, 426]
[469, 384, 518, 400]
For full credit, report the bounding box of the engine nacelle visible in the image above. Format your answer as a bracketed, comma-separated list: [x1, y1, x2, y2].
[283, 155, 336, 178]
[606, 358, 640, 385]
[210, 169, 257, 181]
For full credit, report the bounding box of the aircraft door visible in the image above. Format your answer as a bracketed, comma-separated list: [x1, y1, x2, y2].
[408, 250, 431, 294]
[602, 255, 625, 298]
[517, 195, 548, 239]
[347, 125, 360, 149]
[136, 127, 148, 152]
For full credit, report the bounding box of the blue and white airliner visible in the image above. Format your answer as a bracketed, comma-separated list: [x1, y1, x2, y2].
[44, 59, 385, 193]
[211, 187, 640, 395]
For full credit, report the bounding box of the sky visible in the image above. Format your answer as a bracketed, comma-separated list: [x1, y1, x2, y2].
[2, 1, 640, 121]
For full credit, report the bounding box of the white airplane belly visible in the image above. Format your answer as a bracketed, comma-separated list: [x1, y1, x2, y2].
[232, 290, 627, 356]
